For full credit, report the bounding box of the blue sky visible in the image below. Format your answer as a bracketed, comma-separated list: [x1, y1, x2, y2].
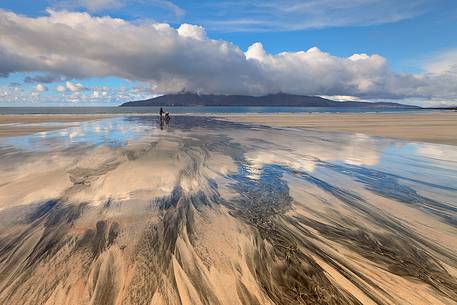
[1, 0, 457, 106]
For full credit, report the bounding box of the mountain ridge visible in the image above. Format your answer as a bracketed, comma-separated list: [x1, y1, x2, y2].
[120, 93, 420, 108]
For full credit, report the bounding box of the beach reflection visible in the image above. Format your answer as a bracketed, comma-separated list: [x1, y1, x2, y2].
[1, 117, 159, 151]
[0, 116, 456, 305]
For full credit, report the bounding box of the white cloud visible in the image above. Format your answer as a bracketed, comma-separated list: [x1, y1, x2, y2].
[54, 0, 184, 17]
[56, 85, 66, 92]
[55, 0, 123, 12]
[65, 81, 88, 92]
[0, 85, 42, 104]
[150, 0, 185, 18]
[55, 81, 89, 93]
[84, 0, 122, 11]
[0, 9, 456, 103]
[200, 0, 429, 32]
[177, 24, 207, 40]
[91, 90, 108, 98]
[423, 49, 457, 75]
[245, 42, 267, 60]
[34, 84, 48, 92]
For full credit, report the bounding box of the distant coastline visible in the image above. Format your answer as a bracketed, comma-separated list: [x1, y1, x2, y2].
[120, 93, 421, 109]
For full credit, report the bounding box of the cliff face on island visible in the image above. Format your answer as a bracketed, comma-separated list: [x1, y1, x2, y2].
[120, 93, 420, 108]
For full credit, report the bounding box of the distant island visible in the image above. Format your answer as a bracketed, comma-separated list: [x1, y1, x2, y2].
[120, 93, 420, 108]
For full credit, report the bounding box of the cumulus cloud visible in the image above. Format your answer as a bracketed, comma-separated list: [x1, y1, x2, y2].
[177, 23, 207, 40]
[0, 84, 42, 105]
[34, 84, 48, 92]
[0, 9, 456, 102]
[1, 81, 132, 106]
[65, 81, 88, 92]
[54, 81, 88, 93]
[55, 85, 66, 92]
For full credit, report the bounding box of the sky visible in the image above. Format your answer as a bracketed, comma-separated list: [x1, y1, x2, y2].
[0, 0, 457, 106]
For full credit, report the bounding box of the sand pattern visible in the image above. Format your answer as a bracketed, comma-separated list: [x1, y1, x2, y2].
[0, 116, 456, 305]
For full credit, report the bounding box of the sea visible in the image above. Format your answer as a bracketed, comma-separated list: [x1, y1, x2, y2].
[0, 106, 432, 115]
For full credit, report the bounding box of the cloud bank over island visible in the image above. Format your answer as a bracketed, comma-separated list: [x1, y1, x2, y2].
[0, 9, 457, 104]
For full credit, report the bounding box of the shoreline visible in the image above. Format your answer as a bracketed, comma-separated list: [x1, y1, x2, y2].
[219, 112, 457, 146]
[0, 114, 113, 138]
[1, 112, 457, 146]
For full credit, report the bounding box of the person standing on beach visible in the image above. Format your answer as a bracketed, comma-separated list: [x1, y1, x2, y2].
[159, 107, 165, 129]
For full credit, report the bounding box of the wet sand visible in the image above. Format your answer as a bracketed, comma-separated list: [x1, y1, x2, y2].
[0, 115, 112, 137]
[220, 112, 457, 146]
[0, 116, 457, 305]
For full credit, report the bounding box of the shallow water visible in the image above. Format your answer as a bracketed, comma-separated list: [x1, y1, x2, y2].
[0, 116, 456, 305]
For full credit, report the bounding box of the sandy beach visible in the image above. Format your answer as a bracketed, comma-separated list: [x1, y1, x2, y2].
[0, 115, 456, 305]
[2, 112, 457, 147]
[221, 112, 457, 146]
[0, 114, 112, 137]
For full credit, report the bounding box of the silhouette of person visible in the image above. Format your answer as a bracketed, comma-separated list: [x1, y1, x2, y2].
[159, 107, 164, 117]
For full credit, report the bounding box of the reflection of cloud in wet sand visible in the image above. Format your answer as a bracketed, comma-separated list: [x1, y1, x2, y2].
[416, 143, 457, 162]
[243, 132, 382, 179]
[0, 116, 457, 305]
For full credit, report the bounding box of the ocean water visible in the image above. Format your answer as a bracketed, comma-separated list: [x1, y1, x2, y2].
[0, 106, 429, 115]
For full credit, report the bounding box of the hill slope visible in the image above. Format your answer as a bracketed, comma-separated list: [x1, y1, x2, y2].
[120, 93, 420, 108]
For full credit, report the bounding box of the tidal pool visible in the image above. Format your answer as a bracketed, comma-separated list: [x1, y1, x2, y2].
[0, 116, 456, 305]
